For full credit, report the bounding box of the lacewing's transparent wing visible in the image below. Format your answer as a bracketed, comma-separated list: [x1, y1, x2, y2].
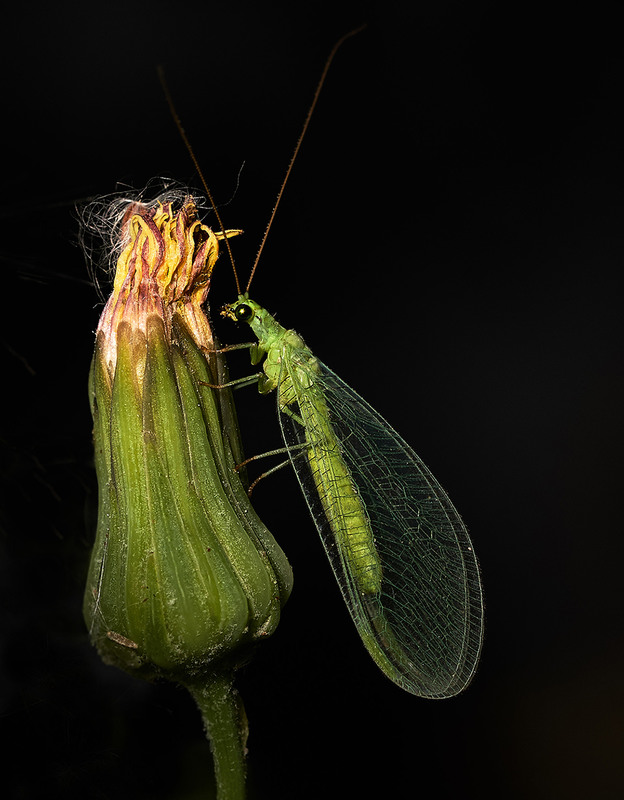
[278, 357, 483, 698]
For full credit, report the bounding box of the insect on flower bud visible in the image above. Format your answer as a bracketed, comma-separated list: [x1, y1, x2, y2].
[84, 193, 292, 682]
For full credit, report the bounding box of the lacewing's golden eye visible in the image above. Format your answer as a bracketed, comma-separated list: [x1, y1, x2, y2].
[235, 304, 254, 322]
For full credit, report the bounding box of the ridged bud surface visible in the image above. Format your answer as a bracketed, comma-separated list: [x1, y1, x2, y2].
[84, 197, 292, 681]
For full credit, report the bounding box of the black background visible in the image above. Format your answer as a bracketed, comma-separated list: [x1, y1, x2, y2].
[2, 2, 624, 798]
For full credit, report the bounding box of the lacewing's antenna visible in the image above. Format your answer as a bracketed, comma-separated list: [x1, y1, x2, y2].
[245, 24, 366, 293]
[159, 25, 365, 296]
[158, 66, 243, 295]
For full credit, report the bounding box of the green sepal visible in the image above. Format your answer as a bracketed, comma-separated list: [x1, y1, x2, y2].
[84, 313, 292, 681]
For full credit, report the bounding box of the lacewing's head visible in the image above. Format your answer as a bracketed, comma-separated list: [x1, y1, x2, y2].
[222, 295, 262, 326]
[221, 295, 284, 349]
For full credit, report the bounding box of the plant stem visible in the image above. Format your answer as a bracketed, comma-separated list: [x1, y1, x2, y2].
[186, 673, 247, 800]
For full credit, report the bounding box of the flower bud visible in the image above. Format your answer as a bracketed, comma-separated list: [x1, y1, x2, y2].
[83, 194, 292, 682]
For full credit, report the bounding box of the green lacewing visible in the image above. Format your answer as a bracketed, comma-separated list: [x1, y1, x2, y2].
[222, 294, 483, 698]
